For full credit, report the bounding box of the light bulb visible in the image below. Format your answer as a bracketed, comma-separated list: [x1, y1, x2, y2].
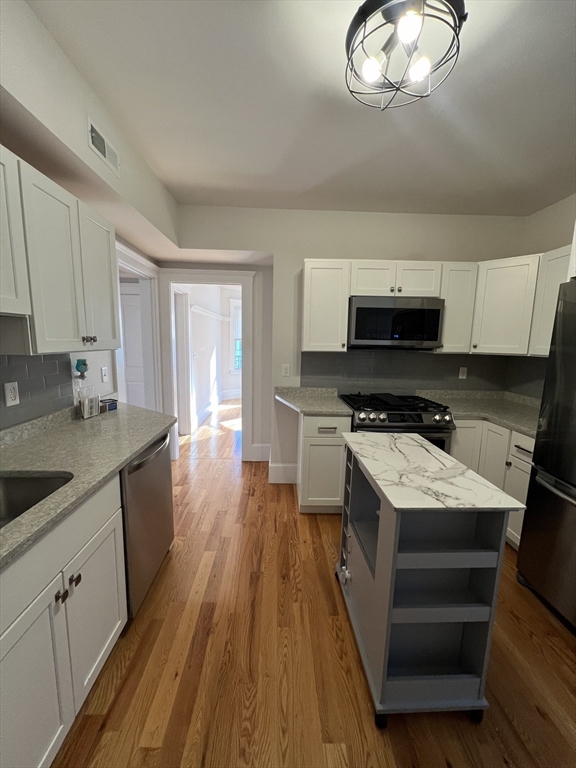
[409, 55, 431, 82]
[361, 56, 383, 83]
[397, 11, 423, 44]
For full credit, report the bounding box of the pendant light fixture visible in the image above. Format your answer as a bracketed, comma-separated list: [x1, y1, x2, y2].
[345, 0, 468, 109]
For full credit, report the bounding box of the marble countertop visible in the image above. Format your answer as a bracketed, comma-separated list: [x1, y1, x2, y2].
[343, 431, 524, 510]
[0, 404, 176, 569]
[275, 387, 353, 417]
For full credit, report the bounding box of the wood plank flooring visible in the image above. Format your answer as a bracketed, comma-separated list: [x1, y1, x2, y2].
[53, 401, 576, 768]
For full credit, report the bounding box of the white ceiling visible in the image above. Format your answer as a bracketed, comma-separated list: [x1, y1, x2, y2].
[27, 0, 576, 216]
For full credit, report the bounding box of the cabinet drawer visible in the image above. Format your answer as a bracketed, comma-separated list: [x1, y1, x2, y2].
[509, 431, 535, 462]
[302, 415, 351, 437]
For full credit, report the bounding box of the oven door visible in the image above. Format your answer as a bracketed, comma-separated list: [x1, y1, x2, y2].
[348, 296, 444, 349]
[356, 429, 452, 454]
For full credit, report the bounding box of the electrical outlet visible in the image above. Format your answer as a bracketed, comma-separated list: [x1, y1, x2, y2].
[101, 366, 109, 383]
[459, 367, 468, 380]
[282, 364, 290, 377]
[4, 381, 20, 407]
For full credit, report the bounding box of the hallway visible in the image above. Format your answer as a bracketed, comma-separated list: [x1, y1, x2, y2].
[52, 403, 576, 768]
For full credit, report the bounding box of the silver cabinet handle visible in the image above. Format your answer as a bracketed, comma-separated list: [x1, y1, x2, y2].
[127, 433, 170, 474]
[92, 335, 98, 343]
[318, 426, 338, 433]
[514, 444, 533, 456]
[535, 474, 576, 507]
[505, 461, 512, 467]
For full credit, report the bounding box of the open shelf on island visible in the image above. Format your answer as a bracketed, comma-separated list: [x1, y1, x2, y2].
[391, 568, 495, 624]
[349, 455, 381, 576]
[396, 542, 499, 570]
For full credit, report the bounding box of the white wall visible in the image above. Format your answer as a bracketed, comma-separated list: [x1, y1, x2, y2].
[523, 194, 576, 253]
[186, 284, 223, 427]
[70, 350, 115, 399]
[219, 286, 242, 400]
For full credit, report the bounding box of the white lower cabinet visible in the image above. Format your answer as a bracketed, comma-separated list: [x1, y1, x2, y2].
[0, 478, 126, 768]
[450, 420, 483, 472]
[478, 423, 511, 490]
[0, 574, 75, 768]
[297, 415, 350, 512]
[63, 509, 126, 710]
[504, 457, 531, 548]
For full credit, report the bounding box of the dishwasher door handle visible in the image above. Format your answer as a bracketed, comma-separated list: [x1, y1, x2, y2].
[127, 433, 170, 475]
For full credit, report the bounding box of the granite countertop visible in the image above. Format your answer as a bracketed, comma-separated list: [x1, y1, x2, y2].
[275, 387, 353, 417]
[0, 404, 176, 569]
[344, 431, 524, 511]
[417, 391, 540, 438]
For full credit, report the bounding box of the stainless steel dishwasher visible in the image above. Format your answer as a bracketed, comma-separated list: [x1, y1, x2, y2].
[120, 432, 174, 617]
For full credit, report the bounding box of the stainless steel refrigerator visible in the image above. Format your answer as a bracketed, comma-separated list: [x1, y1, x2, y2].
[517, 278, 576, 627]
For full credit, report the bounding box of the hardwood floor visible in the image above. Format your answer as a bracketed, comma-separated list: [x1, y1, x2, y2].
[53, 401, 576, 768]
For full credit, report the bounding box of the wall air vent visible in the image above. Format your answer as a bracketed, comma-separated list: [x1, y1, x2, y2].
[87, 119, 120, 176]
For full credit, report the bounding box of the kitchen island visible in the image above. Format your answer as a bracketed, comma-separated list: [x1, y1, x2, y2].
[338, 431, 523, 729]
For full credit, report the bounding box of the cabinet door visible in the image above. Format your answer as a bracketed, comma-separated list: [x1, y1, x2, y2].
[300, 437, 346, 505]
[504, 457, 531, 548]
[437, 263, 477, 353]
[63, 509, 127, 711]
[78, 203, 121, 350]
[471, 255, 540, 355]
[0, 574, 74, 768]
[450, 420, 483, 472]
[528, 246, 571, 356]
[395, 261, 442, 297]
[478, 422, 511, 490]
[0, 146, 31, 315]
[302, 260, 350, 352]
[350, 260, 396, 296]
[19, 162, 87, 352]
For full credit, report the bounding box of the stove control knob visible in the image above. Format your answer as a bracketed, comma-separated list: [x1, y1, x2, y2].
[357, 412, 367, 422]
[443, 414, 452, 423]
[433, 414, 442, 423]
[378, 413, 387, 422]
[368, 412, 377, 422]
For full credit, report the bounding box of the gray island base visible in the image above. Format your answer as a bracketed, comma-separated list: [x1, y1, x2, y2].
[337, 432, 524, 729]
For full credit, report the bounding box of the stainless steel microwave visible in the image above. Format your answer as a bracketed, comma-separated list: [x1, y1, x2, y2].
[348, 296, 444, 349]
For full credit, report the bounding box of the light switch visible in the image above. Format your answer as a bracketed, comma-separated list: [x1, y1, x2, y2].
[282, 364, 290, 377]
[101, 366, 109, 383]
[4, 381, 20, 406]
[459, 367, 467, 380]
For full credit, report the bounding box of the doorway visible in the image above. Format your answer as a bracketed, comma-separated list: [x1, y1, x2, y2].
[173, 283, 242, 456]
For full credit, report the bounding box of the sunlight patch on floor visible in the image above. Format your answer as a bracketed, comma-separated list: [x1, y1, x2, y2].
[220, 418, 242, 432]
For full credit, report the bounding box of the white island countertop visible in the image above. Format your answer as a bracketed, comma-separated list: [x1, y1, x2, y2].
[343, 432, 525, 510]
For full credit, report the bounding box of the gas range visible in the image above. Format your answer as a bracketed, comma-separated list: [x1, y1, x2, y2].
[339, 392, 455, 433]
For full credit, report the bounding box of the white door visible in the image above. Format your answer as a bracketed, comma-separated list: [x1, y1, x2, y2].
[350, 260, 397, 296]
[120, 284, 146, 407]
[528, 246, 571, 356]
[395, 261, 442, 297]
[302, 260, 350, 352]
[63, 510, 127, 711]
[471, 255, 540, 355]
[0, 146, 31, 315]
[437, 263, 478, 353]
[504, 457, 531, 549]
[478, 422, 511, 490]
[0, 574, 75, 768]
[300, 437, 346, 506]
[78, 203, 121, 351]
[450, 420, 483, 472]
[19, 161, 87, 352]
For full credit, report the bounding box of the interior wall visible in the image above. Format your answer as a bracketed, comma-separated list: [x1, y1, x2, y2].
[523, 194, 576, 253]
[219, 286, 242, 400]
[70, 350, 115, 400]
[186, 285, 223, 426]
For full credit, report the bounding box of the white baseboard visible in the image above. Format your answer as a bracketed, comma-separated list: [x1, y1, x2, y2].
[220, 388, 241, 401]
[268, 462, 297, 484]
[506, 529, 520, 550]
[195, 403, 212, 428]
[245, 443, 270, 462]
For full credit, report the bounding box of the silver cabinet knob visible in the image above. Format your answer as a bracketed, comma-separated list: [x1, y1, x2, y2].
[390, 286, 395, 292]
[397, 287, 403, 293]
[472, 343, 478, 349]
[92, 336, 98, 343]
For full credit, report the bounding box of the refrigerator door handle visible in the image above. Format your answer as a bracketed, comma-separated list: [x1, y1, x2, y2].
[535, 474, 576, 507]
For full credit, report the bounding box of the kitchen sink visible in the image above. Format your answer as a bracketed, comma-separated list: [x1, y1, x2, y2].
[0, 472, 73, 530]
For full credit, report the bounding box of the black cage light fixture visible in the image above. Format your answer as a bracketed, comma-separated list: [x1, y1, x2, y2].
[345, 0, 468, 110]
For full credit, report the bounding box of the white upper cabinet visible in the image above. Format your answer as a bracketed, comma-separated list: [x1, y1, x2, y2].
[350, 260, 442, 297]
[350, 260, 396, 296]
[471, 254, 540, 355]
[395, 261, 442, 296]
[0, 146, 31, 315]
[20, 161, 87, 353]
[302, 260, 350, 352]
[437, 262, 478, 353]
[78, 203, 121, 351]
[528, 245, 571, 356]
